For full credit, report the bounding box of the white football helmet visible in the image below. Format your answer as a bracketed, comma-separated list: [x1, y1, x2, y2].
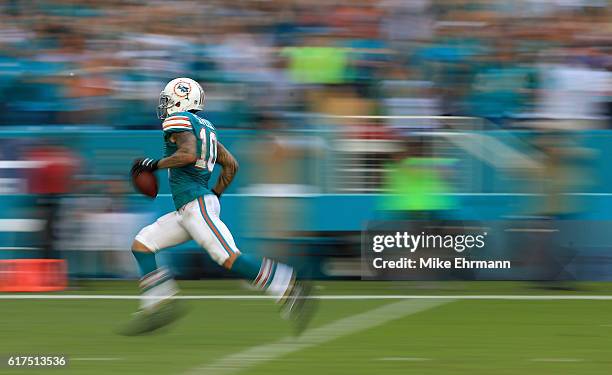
[157, 77, 205, 119]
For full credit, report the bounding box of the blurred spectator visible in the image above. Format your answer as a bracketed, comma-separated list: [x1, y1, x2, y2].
[380, 137, 457, 219]
[534, 47, 611, 127]
[24, 141, 79, 259]
[465, 41, 536, 125]
[0, 0, 606, 129]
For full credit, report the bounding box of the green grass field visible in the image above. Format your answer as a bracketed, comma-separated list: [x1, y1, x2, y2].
[2, 281, 612, 375]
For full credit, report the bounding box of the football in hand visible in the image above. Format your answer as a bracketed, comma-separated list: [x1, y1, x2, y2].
[132, 171, 158, 198]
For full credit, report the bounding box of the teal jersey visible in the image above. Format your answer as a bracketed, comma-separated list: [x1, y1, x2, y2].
[161, 111, 218, 210]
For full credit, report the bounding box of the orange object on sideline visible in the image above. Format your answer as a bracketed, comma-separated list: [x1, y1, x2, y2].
[0, 259, 67, 292]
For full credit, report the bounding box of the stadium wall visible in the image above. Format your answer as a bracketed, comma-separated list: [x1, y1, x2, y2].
[2, 130, 612, 279]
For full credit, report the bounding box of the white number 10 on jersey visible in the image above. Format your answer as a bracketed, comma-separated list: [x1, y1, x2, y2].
[195, 129, 217, 171]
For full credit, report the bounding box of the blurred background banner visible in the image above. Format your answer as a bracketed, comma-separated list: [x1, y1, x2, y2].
[0, 0, 610, 282]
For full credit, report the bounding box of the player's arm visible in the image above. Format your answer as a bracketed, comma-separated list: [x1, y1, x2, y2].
[131, 132, 197, 175]
[212, 142, 239, 197]
[157, 132, 197, 169]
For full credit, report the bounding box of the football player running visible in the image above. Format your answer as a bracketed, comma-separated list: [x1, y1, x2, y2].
[121, 78, 314, 336]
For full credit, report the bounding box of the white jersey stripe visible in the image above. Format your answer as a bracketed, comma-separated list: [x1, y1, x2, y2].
[163, 126, 193, 132]
[164, 116, 189, 121]
[163, 120, 192, 128]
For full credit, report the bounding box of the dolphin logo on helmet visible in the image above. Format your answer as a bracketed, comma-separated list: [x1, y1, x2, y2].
[158, 78, 205, 119]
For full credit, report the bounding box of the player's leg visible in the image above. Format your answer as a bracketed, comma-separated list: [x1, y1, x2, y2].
[132, 211, 190, 309]
[181, 195, 315, 333]
[121, 211, 191, 335]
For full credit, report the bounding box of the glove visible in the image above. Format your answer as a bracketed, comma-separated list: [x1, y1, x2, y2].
[131, 158, 159, 176]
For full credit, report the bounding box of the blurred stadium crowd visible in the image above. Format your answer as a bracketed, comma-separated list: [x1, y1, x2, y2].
[0, 0, 610, 129]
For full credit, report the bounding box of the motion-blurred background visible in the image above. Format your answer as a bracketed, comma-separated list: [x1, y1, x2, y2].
[0, 0, 611, 282]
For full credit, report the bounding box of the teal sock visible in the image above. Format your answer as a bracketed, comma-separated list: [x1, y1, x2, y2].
[233, 254, 295, 301]
[231, 254, 262, 280]
[132, 250, 158, 277]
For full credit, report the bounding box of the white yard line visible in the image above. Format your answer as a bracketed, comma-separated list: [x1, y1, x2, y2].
[378, 357, 432, 361]
[531, 358, 584, 363]
[0, 295, 612, 300]
[71, 357, 123, 361]
[183, 299, 449, 375]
